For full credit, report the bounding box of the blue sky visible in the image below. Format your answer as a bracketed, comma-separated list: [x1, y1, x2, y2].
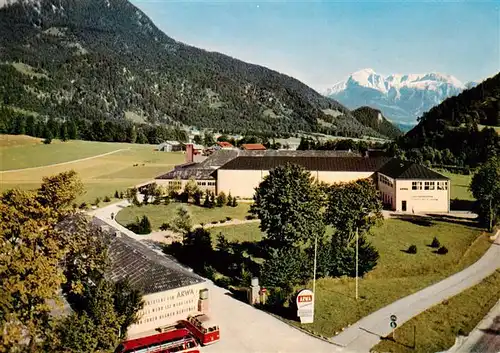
[131, 0, 499, 91]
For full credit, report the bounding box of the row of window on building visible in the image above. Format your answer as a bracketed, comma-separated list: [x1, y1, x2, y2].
[411, 181, 448, 191]
[137, 305, 197, 325]
[197, 181, 216, 186]
[381, 193, 393, 206]
[379, 175, 394, 187]
[168, 181, 182, 186]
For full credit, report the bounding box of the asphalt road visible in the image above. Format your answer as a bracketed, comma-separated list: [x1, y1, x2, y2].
[332, 233, 500, 353]
[448, 299, 500, 353]
[471, 315, 500, 353]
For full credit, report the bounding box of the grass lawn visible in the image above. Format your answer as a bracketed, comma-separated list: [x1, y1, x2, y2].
[0, 135, 184, 204]
[209, 222, 263, 244]
[441, 171, 474, 201]
[372, 269, 500, 353]
[210, 218, 492, 337]
[115, 203, 251, 231]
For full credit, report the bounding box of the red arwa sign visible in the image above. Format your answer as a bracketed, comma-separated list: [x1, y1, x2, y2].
[296, 289, 314, 324]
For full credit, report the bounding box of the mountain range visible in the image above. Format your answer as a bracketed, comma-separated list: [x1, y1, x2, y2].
[323, 68, 477, 128]
[0, 0, 400, 141]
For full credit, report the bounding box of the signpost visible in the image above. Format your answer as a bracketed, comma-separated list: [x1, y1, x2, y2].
[390, 314, 398, 340]
[296, 289, 314, 324]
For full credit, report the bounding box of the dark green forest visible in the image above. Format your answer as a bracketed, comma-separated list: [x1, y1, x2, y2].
[0, 0, 389, 139]
[398, 72, 500, 168]
[351, 106, 402, 139]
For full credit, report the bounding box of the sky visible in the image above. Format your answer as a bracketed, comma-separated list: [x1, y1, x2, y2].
[131, 1, 496, 90]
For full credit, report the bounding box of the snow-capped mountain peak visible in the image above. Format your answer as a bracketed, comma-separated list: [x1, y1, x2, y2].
[323, 68, 468, 125]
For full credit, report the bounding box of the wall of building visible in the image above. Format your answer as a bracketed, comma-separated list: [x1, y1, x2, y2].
[394, 180, 450, 213]
[126, 281, 210, 339]
[377, 173, 396, 210]
[217, 169, 374, 199]
[155, 179, 216, 193]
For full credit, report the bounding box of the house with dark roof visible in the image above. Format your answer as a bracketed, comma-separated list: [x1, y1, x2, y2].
[216, 156, 450, 213]
[376, 159, 450, 213]
[153, 148, 450, 213]
[108, 234, 210, 339]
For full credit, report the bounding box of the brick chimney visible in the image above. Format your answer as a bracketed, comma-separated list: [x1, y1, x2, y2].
[186, 143, 194, 163]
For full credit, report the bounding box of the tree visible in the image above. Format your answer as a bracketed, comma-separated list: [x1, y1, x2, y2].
[51, 312, 99, 352]
[68, 120, 78, 140]
[37, 170, 84, 213]
[139, 216, 152, 234]
[203, 192, 210, 208]
[171, 206, 193, 234]
[470, 157, 500, 231]
[183, 178, 199, 203]
[43, 133, 52, 144]
[60, 123, 68, 141]
[324, 179, 383, 246]
[181, 228, 214, 271]
[250, 163, 325, 249]
[0, 171, 87, 351]
[193, 190, 203, 206]
[227, 193, 233, 206]
[260, 247, 306, 290]
[209, 192, 216, 208]
[216, 192, 227, 207]
[193, 135, 203, 145]
[231, 197, 238, 207]
[203, 132, 215, 146]
[113, 279, 144, 339]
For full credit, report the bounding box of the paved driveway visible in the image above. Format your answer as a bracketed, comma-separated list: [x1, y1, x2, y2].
[91, 202, 340, 353]
[201, 284, 339, 353]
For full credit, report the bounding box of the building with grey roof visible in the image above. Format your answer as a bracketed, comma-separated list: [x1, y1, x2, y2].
[107, 233, 210, 339]
[153, 147, 450, 214]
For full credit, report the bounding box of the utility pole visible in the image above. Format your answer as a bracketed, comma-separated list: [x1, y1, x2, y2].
[312, 233, 318, 300]
[355, 226, 359, 300]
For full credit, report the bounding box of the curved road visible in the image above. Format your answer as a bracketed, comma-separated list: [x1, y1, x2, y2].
[93, 200, 500, 353]
[0, 148, 128, 173]
[90, 200, 341, 353]
[332, 232, 500, 352]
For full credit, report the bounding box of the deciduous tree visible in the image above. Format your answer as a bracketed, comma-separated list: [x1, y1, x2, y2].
[470, 157, 500, 231]
[324, 179, 382, 245]
[250, 163, 325, 249]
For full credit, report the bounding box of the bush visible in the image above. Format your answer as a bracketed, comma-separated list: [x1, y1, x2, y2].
[199, 223, 205, 227]
[220, 219, 226, 224]
[43, 137, 52, 144]
[119, 191, 124, 199]
[159, 223, 171, 231]
[407, 245, 417, 254]
[431, 237, 440, 248]
[211, 221, 218, 224]
[103, 196, 111, 202]
[114, 190, 119, 198]
[226, 216, 232, 221]
[231, 197, 238, 207]
[94, 197, 101, 206]
[245, 214, 257, 220]
[215, 276, 232, 288]
[79, 202, 87, 209]
[437, 246, 449, 255]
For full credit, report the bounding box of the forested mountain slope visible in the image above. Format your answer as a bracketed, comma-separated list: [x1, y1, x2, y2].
[399, 72, 500, 167]
[0, 0, 383, 140]
[351, 106, 402, 139]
